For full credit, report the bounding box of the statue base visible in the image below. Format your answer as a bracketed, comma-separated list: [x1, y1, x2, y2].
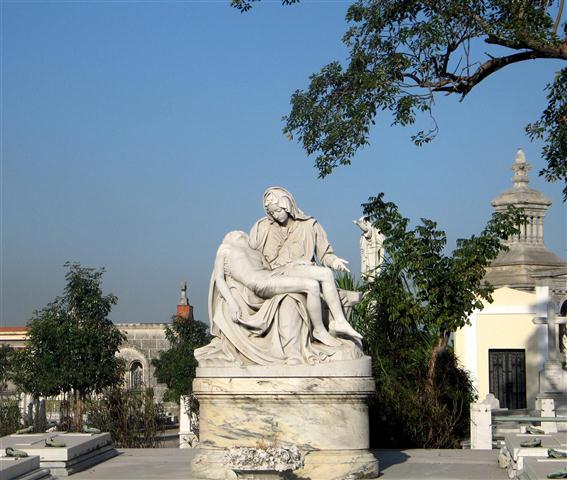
[189, 357, 379, 480]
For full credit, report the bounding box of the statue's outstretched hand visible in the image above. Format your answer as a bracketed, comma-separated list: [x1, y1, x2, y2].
[332, 258, 350, 273]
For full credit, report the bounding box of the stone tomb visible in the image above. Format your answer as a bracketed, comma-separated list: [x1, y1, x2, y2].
[190, 357, 378, 480]
[0, 456, 52, 480]
[522, 458, 567, 480]
[504, 433, 564, 474]
[0, 433, 118, 477]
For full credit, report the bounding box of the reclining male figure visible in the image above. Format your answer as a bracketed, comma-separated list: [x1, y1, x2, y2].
[214, 230, 362, 347]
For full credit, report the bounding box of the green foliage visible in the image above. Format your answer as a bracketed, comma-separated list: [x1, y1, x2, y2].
[0, 345, 13, 391]
[361, 194, 522, 339]
[335, 272, 366, 331]
[526, 67, 567, 197]
[12, 306, 72, 398]
[0, 397, 21, 436]
[339, 194, 521, 447]
[231, 0, 298, 12]
[12, 262, 125, 425]
[152, 316, 211, 403]
[235, 0, 567, 195]
[370, 336, 476, 448]
[86, 388, 165, 448]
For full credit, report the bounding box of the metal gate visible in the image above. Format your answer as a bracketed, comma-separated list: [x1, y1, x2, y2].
[488, 349, 526, 409]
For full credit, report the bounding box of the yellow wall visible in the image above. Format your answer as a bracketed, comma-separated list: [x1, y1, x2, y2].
[454, 287, 544, 409]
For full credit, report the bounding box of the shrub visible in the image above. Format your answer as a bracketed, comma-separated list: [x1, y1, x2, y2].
[0, 396, 21, 436]
[87, 388, 165, 448]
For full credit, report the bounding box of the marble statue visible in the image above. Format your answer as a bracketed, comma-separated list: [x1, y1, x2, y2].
[250, 187, 350, 272]
[190, 188, 378, 480]
[354, 217, 385, 279]
[194, 187, 363, 366]
[213, 230, 361, 346]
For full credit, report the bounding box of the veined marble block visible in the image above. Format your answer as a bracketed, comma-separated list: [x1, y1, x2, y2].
[190, 357, 379, 480]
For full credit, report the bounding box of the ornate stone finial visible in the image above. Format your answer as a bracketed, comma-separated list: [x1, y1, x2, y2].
[512, 148, 531, 187]
[178, 281, 189, 306]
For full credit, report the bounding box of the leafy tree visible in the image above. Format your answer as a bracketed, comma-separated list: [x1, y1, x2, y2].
[347, 194, 521, 447]
[0, 345, 13, 391]
[233, 0, 567, 197]
[12, 306, 70, 400]
[12, 262, 125, 429]
[152, 315, 210, 403]
[362, 194, 521, 394]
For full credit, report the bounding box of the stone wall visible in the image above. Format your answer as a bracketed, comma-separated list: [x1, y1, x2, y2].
[117, 323, 170, 402]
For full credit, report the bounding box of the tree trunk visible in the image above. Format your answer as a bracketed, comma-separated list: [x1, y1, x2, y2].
[72, 390, 84, 432]
[32, 397, 39, 432]
[425, 334, 450, 396]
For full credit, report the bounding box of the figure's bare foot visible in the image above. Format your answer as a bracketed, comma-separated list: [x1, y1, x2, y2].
[333, 320, 363, 340]
[312, 328, 342, 347]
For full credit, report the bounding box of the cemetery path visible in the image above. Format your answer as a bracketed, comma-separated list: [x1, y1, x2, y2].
[70, 448, 506, 480]
[377, 449, 507, 479]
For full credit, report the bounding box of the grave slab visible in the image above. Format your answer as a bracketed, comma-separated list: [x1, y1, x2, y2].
[551, 432, 567, 447]
[522, 457, 567, 480]
[0, 456, 52, 480]
[505, 433, 562, 471]
[0, 433, 117, 476]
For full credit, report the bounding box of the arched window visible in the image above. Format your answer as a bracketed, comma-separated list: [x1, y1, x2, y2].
[130, 361, 143, 390]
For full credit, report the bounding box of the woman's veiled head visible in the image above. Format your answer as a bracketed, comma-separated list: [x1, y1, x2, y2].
[263, 187, 309, 223]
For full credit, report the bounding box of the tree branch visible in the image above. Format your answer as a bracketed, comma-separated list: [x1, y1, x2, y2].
[485, 34, 567, 59]
[555, 0, 565, 34]
[431, 50, 565, 96]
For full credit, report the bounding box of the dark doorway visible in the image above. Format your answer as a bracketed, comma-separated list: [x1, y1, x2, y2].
[488, 349, 527, 409]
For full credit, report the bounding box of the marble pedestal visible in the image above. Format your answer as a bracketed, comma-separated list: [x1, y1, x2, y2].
[190, 357, 379, 480]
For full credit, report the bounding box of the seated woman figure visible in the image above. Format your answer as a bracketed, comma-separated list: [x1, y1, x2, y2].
[214, 231, 362, 347]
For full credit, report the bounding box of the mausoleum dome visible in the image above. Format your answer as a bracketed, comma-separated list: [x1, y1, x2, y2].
[484, 149, 566, 292]
[491, 149, 551, 209]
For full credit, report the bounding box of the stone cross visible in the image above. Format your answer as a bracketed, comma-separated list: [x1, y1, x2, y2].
[534, 286, 566, 365]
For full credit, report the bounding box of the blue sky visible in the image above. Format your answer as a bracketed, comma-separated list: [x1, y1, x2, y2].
[2, 1, 565, 326]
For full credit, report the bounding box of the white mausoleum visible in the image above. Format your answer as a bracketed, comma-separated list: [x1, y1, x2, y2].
[454, 150, 567, 411]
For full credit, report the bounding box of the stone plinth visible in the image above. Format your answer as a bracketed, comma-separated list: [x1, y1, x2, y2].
[190, 357, 378, 480]
[0, 456, 52, 480]
[179, 395, 198, 449]
[1, 433, 118, 477]
[523, 458, 567, 480]
[504, 433, 563, 473]
[470, 402, 492, 450]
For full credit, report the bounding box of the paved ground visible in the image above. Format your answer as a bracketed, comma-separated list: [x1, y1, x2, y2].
[71, 448, 507, 480]
[377, 449, 507, 479]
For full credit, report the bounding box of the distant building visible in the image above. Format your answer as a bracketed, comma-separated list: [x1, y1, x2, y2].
[117, 322, 170, 398]
[454, 150, 567, 411]
[0, 326, 28, 350]
[0, 282, 196, 402]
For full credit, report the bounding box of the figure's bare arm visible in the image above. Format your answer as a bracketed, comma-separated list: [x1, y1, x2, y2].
[314, 221, 350, 272]
[214, 247, 241, 322]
